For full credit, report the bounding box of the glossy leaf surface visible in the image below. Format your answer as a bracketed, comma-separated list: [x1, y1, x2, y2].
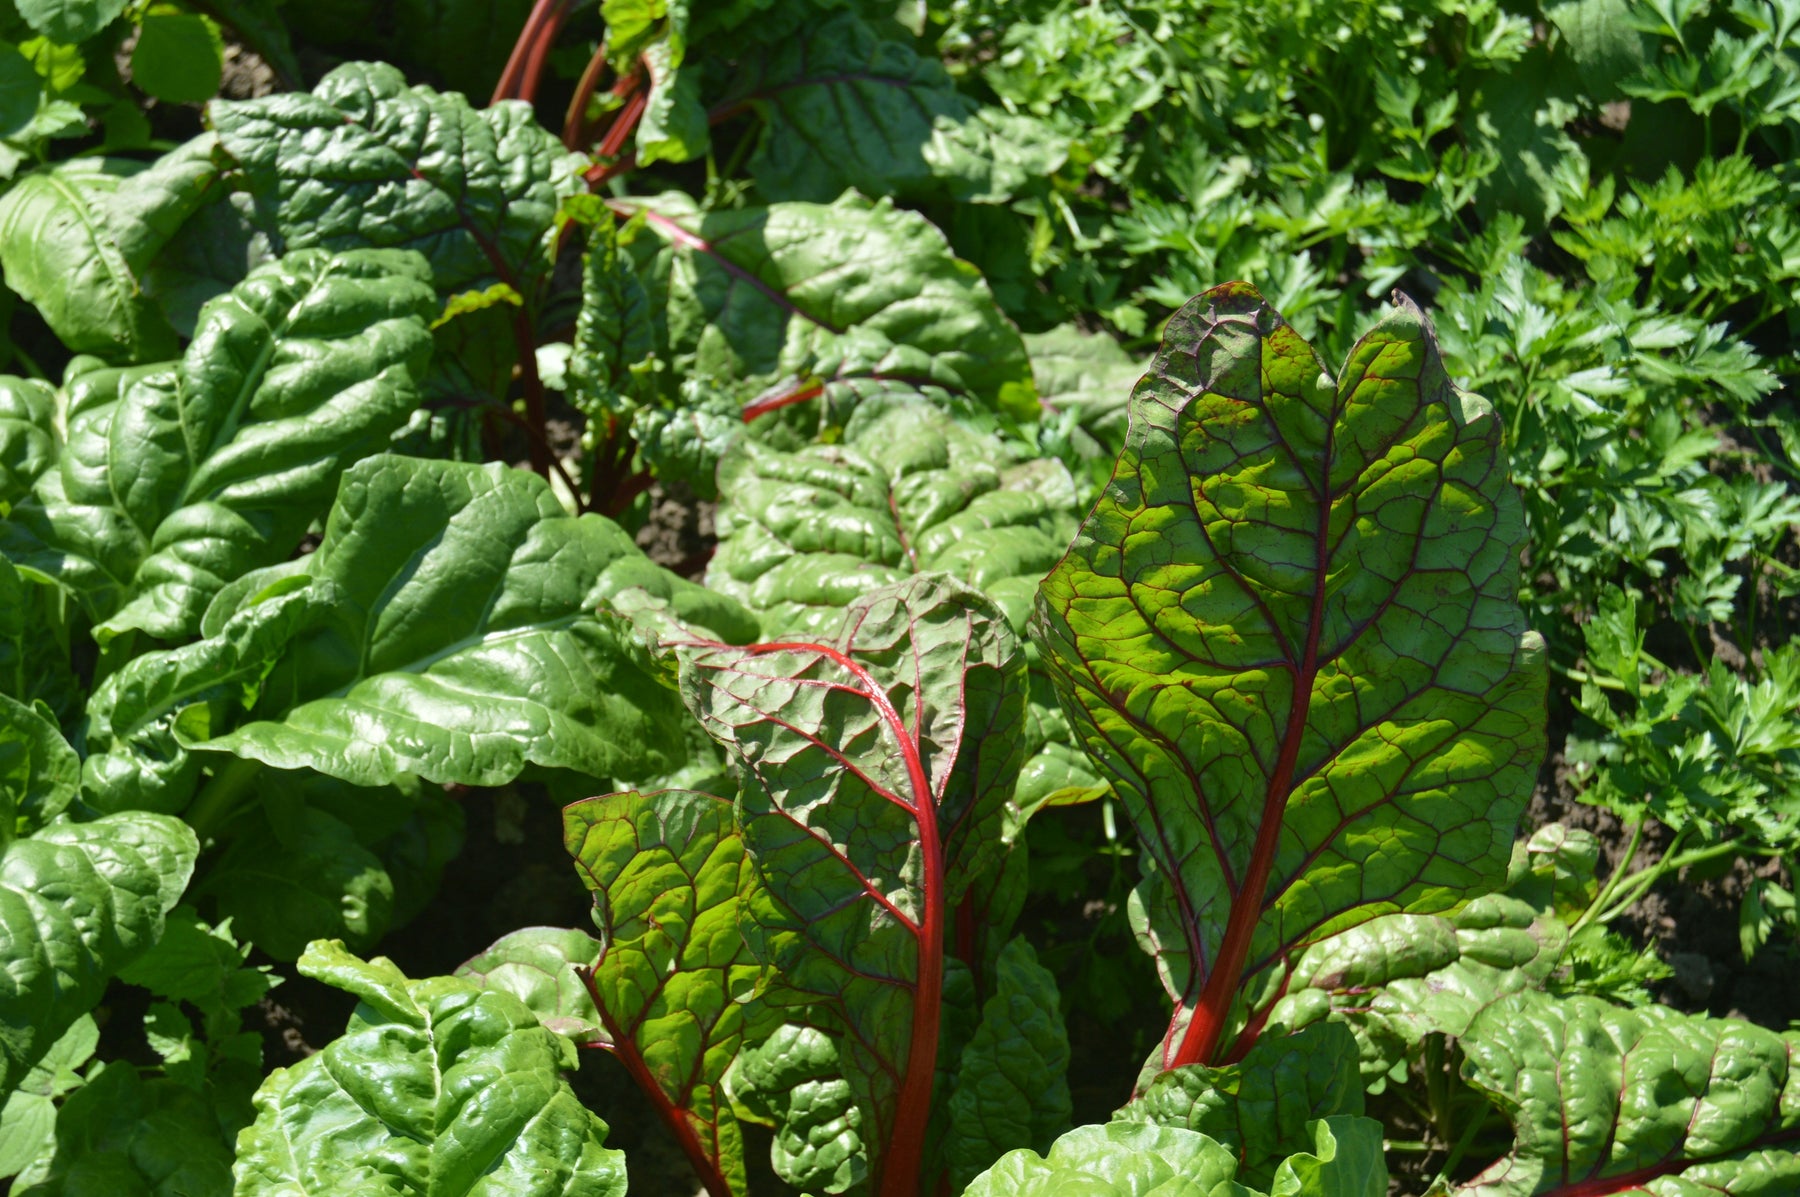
[186, 455, 756, 788]
[8, 248, 436, 640]
[1035, 282, 1547, 1067]
[234, 942, 627, 1195]
[212, 61, 582, 300]
[455, 927, 605, 1046]
[1454, 992, 1800, 1196]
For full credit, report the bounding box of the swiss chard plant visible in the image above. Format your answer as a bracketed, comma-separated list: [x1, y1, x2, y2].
[1, 2, 1798, 1195]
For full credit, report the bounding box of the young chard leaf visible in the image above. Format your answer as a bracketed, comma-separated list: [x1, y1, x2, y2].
[681, 573, 1028, 1196]
[454, 926, 605, 1047]
[564, 788, 770, 1197]
[234, 942, 628, 1195]
[1113, 1020, 1365, 1190]
[1034, 282, 1547, 1070]
[1453, 992, 1800, 1196]
[211, 62, 582, 302]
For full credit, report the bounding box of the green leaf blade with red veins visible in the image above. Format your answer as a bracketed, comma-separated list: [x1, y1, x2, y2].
[677, 573, 1029, 1196]
[1033, 282, 1547, 1071]
[563, 789, 769, 1197]
[1454, 992, 1800, 1197]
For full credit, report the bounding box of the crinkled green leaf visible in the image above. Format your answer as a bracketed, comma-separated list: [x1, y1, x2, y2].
[13, 1060, 233, 1197]
[1453, 992, 1800, 1196]
[730, 12, 1066, 203]
[233, 944, 627, 1195]
[212, 61, 583, 302]
[1115, 1020, 1364, 1190]
[455, 926, 604, 1046]
[680, 574, 1030, 1190]
[710, 401, 1078, 637]
[614, 191, 1037, 420]
[0, 147, 219, 362]
[1025, 322, 1145, 481]
[0, 376, 54, 508]
[0, 693, 77, 832]
[0, 809, 197, 1098]
[8, 248, 437, 641]
[1268, 893, 1567, 1089]
[565, 788, 771, 1194]
[943, 936, 1072, 1188]
[171, 455, 756, 790]
[730, 1023, 865, 1194]
[964, 1116, 1386, 1196]
[635, 6, 707, 167]
[1034, 282, 1547, 1068]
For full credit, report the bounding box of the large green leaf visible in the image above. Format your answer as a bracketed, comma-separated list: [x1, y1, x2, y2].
[728, 12, 1066, 203]
[1114, 1020, 1364, 1191]
[233, 942, 628, 1195]
[1034, 282, 1547, 1070]
[564, 788, 772, 1196]
[212, 61, 582, 302]
[961, 1117, 1387, 1197]
[680, 573, 1030, 1193]
[1453, 992, 1800, 1196]
[183, 455, 756, 789]
[0, 696, 197, 1095]
[6, 248, 437, 641]
[611, 191, 1037, 419]
[0, 144, 220, 363]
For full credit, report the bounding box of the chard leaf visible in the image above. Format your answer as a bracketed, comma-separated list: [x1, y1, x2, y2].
[1269, 893, 1567, 1089]
[710, 400, 1078, 637]
[8, 248, 437, 641]
[709, 399, 1102, 809]
[962, 1116, 1387, 1196]
[233, 943, 627, 1195]
[180, 455, 757, 789]
[211, 61, 582, 302]
[1034, 282, 1547, 1070]
[564, 788, 772, 1196]
[454, 927, 605, 1046]
[679, 573, 1031, 1192]
[1114, 1020, 1364, 1190]
[0, 377, 54, 507]
[0, 767, 198, 1098]
[611, 191, 1037, 421]
[730, 1022, 864, 1193]
[728, 12, 1066, 203]
[0, 144, 220, 363]
[1025, 323, 1146, 482]
[943, 936, 1072, 1188]
[1453, 992, 1800, 1196]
